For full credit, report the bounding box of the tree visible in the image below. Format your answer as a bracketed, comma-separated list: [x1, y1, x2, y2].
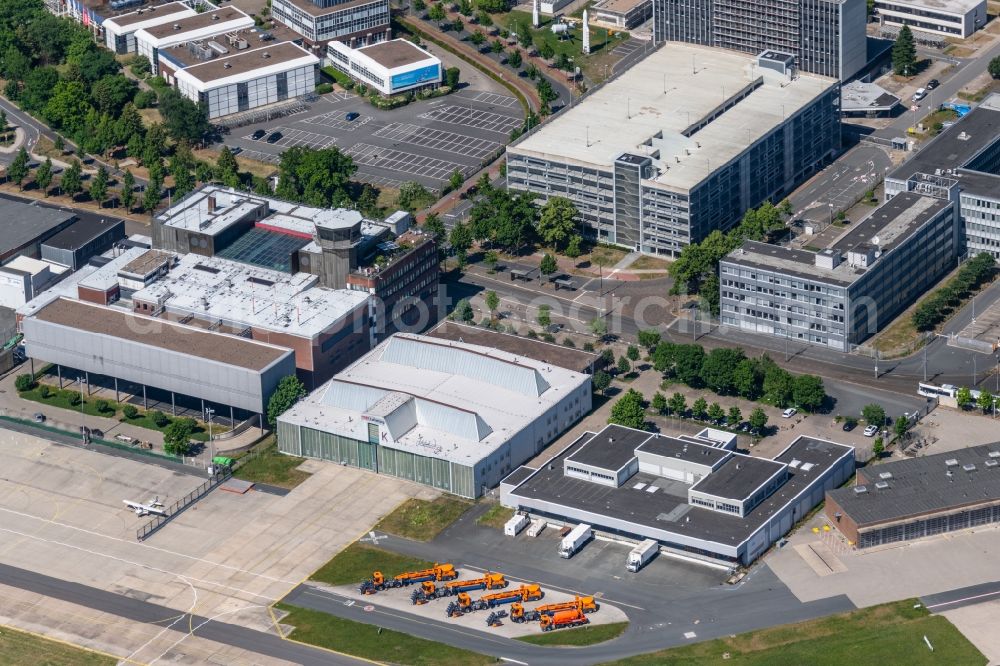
[216, 146, 241, 188]
[540, 252, 558, 276]
[445, 66, 461, 88]
[469, 188, 537, 253]
[589, 317, 607, 339]
[699, 347, 745, 395]
[792, 374, 826, 413]
[600, 348, 616, 367]
[452, 17, 464, 32]
[14, 374, 34, 392]
[638, 329, 661, 351]
[484, 250, 499, 272]
[266, 375, 307, 426]
[89, 165, 108, 206]
[762, 361, 794, 407]
[536, 77, 557, 104]
[508, 49, 522, 69]
[538, 197, 578, 250]
[428, 2, 446, 20]
[673, 344, 706, 386]
[122, 404, 139, 419]
[872, 437, 884, 458]
[990, 56, 1000, 79]
[412, 0, 426, 10]
[8, 147, 28, 190]
[536, 304, 551, 327]
[485, 290, 500, 320]
[95, 399, 110, 414]
[277, 146, 356, 207]
[977, 389, 994, 414]
[651, 392, 667, 415]
[608, 389, 646, 430]
[35, 157, 52, 195]
[652, 342, 676, 373]
[626, 345, 640, 362]
[692, 397, 708, 420]
[0, 109, 6, 132]
[892, 24, 917, 76]
[159, 88, 209, 144]
[707, 402, 725, 423]
[452, 298, 474, 322]
[668, 392, 687, 416]
[448, 169, 464, 192]
[470, 31, 486, 47]
[732, 358, 761, 400]
[92, 75, 137, 116]
[492, 39, 505, 54]
[397, 180, 431, 211]
[121, 169, 135, 211]
[539, 42, 555, 60]
[424, 213, 446, 245]
[592, 369, 611, 395]
[894, 415, 910, 439]
[956, 387, 974, 409]
[565, 234, 582, 259]
[862, 403, 887, 426]
[163, 418, 195, 456]
[60, 159, 82, 199]
[749, 407, 768, 434]
[143, 174, 162, 212]
[617, 356, 631, 376]
[149, 410, 169, 427]
[727, 405, 742, 426]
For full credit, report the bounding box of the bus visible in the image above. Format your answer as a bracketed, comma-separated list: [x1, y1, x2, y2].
[917, 383, 957, 399]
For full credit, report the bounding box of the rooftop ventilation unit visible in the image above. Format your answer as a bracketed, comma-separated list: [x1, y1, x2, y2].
[945, 458, 959, 467]
[878, 472, 893, 480]
[989, 451, 1000, 458]
[986, 460, 999, 468]
[853, 486, 867, 494]
[874, 481, 890, 490]
[964, 464, 977, 472]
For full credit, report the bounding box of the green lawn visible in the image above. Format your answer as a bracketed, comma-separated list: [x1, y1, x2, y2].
[517, 621, 629, 646]
[476, 503, 515, 530]
[309, 542, 437, 586]
[0, 625, 115, 665]
[234, 440, 312, 489]
[611, 600, 985, 665]
[374, 496, 472, 541]
[274, 603, 496, 666]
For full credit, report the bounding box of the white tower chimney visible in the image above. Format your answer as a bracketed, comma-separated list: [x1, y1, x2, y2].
[582, 9, 590, 54]
[532, 0, 540, 28]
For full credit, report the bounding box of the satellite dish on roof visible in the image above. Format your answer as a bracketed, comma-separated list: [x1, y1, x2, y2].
[872, 236, 880, 245]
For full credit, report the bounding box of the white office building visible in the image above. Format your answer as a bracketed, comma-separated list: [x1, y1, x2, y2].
[103, 1, 197, 54]
[874, 0, 987, 40]
[134, 7, 255, 75]
[327, 39, 442, 96]
[174, 41, 319, 119]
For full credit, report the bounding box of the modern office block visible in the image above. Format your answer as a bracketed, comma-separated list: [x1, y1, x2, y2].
[271, 0, 391, 47]
[873, 0, 987, 40]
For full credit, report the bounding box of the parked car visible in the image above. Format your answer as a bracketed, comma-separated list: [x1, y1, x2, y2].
[926, 79, 940, 90]
[864, 425, 879, 437]
[912, 88, 927, 102]
[842, 420, 856, 432]
[265, 131, 283, 144]
[252, 129, 267, 140]
[345, 111, 360, 121]
[115, 433, 135, 444]
[33, 412, 45, 423]
[782, 408, 797, 418]
[229, 146, 242, 156]
[90, 429, 104, 438]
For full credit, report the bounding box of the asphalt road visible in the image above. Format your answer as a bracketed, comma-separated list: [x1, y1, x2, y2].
[0, 95, 42, 166]
[0, 562, 362, 665]
[923, 581, 1000, 613]
[788, 144, 892, 224]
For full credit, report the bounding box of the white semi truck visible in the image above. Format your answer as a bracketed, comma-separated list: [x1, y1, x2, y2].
[626, 539, 658, 572]
[558, 523, 592, 558]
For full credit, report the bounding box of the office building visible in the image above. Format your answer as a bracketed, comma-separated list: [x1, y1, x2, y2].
[0, 257, 70, 310]
[826, 444, 1000, 548]
[873, 0, 987, 41]
[719, 192, 958, 351]
[507, 44, 840, 256]
[885, 93, 1000, 261]
[840, 79, 900, 117]
[271, 0, 390, 48]
[592, 0, 654, 29]
[502, 425, 854, 566]
[134, 7, 256, 75]
[0, 201, 77, 265]
[103, 2, 197, 54]
[277, 333, 593, 498]
[327, 39, 442, 96]
[173, 41, 320, 119]
[654, 0, 867, 80]
[40, 217, 126, 271]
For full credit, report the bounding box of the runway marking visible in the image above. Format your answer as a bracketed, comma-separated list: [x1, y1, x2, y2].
[926, 588, 1000, 610]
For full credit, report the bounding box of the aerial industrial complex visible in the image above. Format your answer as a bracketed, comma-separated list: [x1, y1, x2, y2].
[501, 425, 855, 565]
[277, 333, 593, 498]
[507, 44, 840, 256]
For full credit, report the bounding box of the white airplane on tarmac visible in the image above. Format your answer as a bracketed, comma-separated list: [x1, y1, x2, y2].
[123, 497, 166, 517]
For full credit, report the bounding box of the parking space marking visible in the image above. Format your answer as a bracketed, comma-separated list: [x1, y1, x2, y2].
[238, 149, 281, 164]
[613, 39, 642, 56]
[418, 105, 523, 134]
[373, 123, 500, 159]
[345, 142, 469, 181]
[300, 110, 371, 131]
[456, 91, 519, 108]
[244, 127, 339, 150]
[355, 171, 403, 189]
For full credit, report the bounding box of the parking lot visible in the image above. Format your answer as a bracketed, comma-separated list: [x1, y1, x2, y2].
[223, 87, 523, 190]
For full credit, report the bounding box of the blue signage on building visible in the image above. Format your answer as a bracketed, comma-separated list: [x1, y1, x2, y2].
[391, 64, 441, 92]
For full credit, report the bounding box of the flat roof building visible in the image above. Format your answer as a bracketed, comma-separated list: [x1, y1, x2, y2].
[426, 320, 598, 373]
[874, 0, 987, 42]
[720, 192, 958, 351]
[40, 217, 126, 271]
[0, 201, 77, 266]
[885, 93, 1000, 262]
[277, 333, 593, 498]
[507, 43, 840, 256]
[103, 2, 197, 54]
[826, 443, 1000, 549]
[134, 7, 255, 75]
[654, 0, 868, 81]
[503, 425, 854, 566]
[271, 0, 390, 48]
[172, 41, 319, 119]
[840, 80, 901, 116]
[591, 0, 653, 30]
[327, 39, 442, 96]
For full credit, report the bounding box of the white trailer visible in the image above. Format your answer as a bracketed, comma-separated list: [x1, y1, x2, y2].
[558, 523, 592, 558]
[626, 539, 658, 572]
[504, 513, 530, 536]
[526, 518, 546, 537]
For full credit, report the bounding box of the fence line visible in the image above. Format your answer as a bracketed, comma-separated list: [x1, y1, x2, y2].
[136, 467, 231, 541]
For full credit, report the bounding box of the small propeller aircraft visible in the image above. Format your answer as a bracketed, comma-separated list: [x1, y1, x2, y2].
[123, 496, 166, 517]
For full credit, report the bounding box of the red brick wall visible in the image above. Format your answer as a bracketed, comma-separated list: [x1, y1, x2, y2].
[78, 285, 116, 305]
[824, 493, 859, 544]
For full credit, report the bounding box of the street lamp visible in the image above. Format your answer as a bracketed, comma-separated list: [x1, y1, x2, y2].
[77, 376, 87, 444]
[204, 407, 215, 464]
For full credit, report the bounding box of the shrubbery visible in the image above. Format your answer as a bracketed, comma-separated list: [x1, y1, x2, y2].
[912, 253, 996, 331]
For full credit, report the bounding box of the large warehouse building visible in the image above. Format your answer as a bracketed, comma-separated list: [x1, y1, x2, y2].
[506, 44, 840, 256]
[502, 425, 854, 566]
[826, 444, 1000, 549]
[277, 333, 593, 498]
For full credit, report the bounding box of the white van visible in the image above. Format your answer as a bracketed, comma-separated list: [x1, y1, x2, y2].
[912, 88, 927, 102]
